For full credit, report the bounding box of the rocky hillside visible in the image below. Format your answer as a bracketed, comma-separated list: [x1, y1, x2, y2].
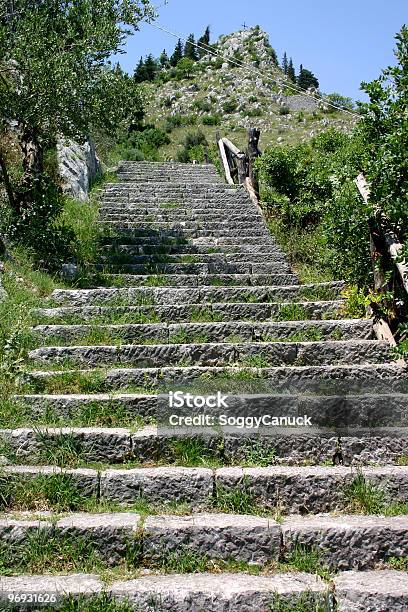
[143, 26, 357, 158]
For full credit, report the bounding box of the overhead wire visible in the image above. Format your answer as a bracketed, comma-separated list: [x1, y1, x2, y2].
[146, 21, 360, 118]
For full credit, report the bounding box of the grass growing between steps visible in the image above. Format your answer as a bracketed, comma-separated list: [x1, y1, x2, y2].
[0, 473, 89, 512]
[0, 529, 332, 585]
[45, 595, 133, 612]
[344, 472, 408, 516]
[0, 433, 278, 470]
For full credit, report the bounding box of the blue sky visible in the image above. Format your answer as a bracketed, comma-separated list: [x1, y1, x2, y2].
[116, 0, 407, 101]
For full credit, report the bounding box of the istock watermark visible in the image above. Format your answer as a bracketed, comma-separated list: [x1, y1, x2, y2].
[169, 391, 229, 409]
[168, 413, 313, 429]
[159, 390, 315, 435]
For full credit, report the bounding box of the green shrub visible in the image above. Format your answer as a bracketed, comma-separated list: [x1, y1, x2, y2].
[256, 128, 370, 284]
[162, 96, 173, 108]
[222, 99, 238, 114]
[246, 108, 263, 118]
[202, 115, 221, 126]
[193, 99, 212, 112]
[164, 114, 183, 132]
[6, 174, 74, 270]
[177, 131, 208, 163]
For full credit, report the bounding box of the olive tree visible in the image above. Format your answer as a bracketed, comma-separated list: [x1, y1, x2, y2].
[0, 0, 153, 211]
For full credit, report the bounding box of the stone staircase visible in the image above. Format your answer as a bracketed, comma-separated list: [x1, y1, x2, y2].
[2, 161, 408, 609]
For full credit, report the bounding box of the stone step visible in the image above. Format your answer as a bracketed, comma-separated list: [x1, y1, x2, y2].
[93, 263, 294, 276]
[30, 319, 373, 345]
[0, 573, 331, 611]
[93, 273, 299, 288]
[3, 512, 408, 572]
[30, 300, 346, 325]
[25, 363, 408, 396]
[3, 464, 408, 513]
[99, 206, 258, 216]
[0, 512, 280, 566]
[0, 570, 406, 611]
[4, 422, 408, 465]
[282, 514, 408, 571]
[101, 240, 282, 253]
[103, 183, 241, 190]
[50, 282, 345, 306]
[102, 221, 269, 231]
[27, 340, 391, 369]
[215, 465, 408, 514]
[103, 225, 272, 239]
[100, 212, 261, 223]
[100, 246, 286, 259]
[100, 195, 253, 205]
[16, 392, 408, 452]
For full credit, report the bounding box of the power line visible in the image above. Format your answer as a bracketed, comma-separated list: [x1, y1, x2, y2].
[147, 21, 360, 118]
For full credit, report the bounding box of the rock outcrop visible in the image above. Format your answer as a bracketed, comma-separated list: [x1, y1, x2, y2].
[57, 138, 101, 201]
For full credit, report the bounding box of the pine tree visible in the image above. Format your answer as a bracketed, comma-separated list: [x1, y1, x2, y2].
[287, 58, 296, 83]
[282, 52, 288, 74]
[170, 39, 183, 67]
[134, 57, 146, 83]
[143, 54, 158, 81]
[184, 33, 198, 61]
[297, 66, 319, 90]
[159, 49, 170, 69]
[198, 25, 211, 57]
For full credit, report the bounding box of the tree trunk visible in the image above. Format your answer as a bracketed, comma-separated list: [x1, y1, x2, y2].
[0, 149, 18, 213]
[20, 124, 43, 179]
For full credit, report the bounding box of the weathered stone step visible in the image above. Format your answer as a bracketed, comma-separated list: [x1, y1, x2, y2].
[104, 225, 271, 239]
[26, 363, 408, 395]
[103, 183, 240, 191]
[94, 273, 299, 288]
[0, 570, 406, 611]
[0, 572, 331, 611]
[282, 514, 408, 570]
[4, 421, 408, 465]
[93, 263, 294, 276]
[5, 512, 408, 572]
[0, 512, 280, 566]
[50, 282, 345, 306]
[101, 245, 286, 259]
[30, 300, 346, 326]
[102, 239, 281, 253]
[100, 211, 261, 223]
[103, 220, 269, 231]
[30, 319, 373, 345]
[3, 464, 408, 513]
[216, 465, 408, 514]
[99, 206, 258, 216]
[334, 569, 408, 611]
[100, 196, 253, 206]
[27, 340, 391, 369]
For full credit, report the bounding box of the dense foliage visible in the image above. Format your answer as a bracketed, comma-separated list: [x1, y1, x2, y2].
[258, 24, 408, 298]
[257, 129, 371, 285]
[0, 0, 152, 267]
[360, 25, 408, 240]
[135, 26, 211, 83]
